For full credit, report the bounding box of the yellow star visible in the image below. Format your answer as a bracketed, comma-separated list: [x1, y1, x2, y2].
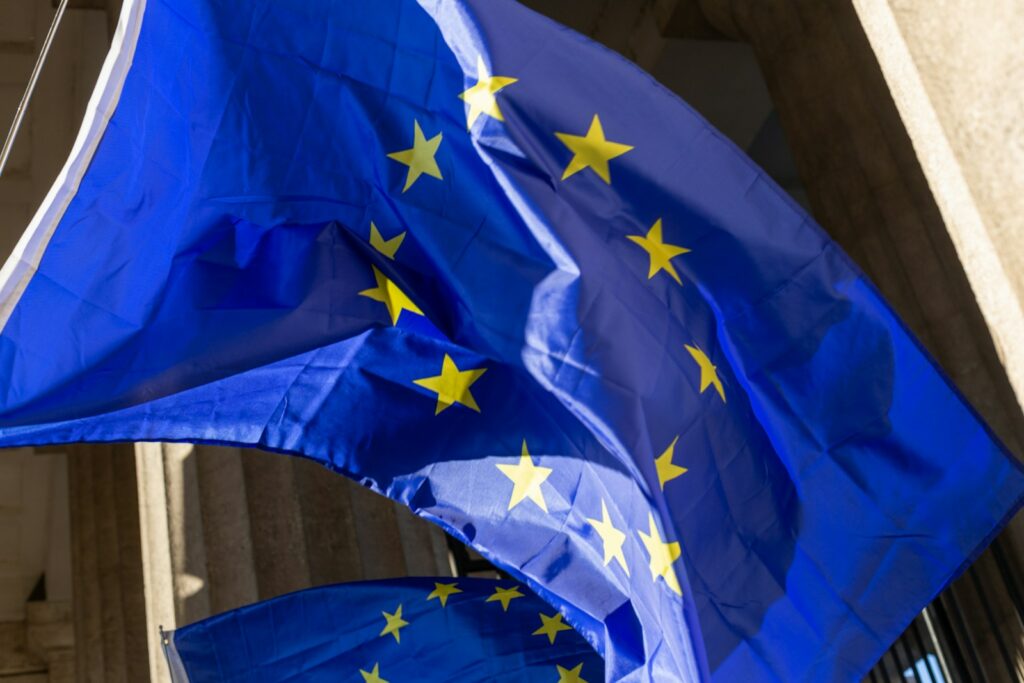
[379, 604, 409, 643]
[412, 354, 487, 415]
[586, 500, 629, 576]
[426, 582, 462, 607]
[486, 585, 525, 611]
[387, 119, 443, 192]
[556, 663, 589, 683]
[654, 436, 687, 490]
[360, 663, 389, 683]
[359, 265, 423, 325]
[684, 344, 725, 402]
[496, 440, 552, 512]
[369, 222, 406, 260]
[533, 611, 573, 644]
[555, 114, 633, 184]
[459, 56, 518, 129]
[627, 219, 690, 284]
[638, 514, 682, 596]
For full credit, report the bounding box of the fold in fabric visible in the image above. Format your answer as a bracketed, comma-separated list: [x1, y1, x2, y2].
[163, 578, 603, 683]
[0, 0, 1021, 681]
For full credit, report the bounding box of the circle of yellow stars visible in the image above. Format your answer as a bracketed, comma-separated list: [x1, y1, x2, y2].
[364, 49, 740, 643]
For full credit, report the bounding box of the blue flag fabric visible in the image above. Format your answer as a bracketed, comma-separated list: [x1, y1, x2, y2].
[163, 578, 603, 682]
[0, 0, 1021, 680]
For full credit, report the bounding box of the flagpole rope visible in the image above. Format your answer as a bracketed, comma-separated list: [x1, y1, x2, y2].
[0, 0, 71, 177]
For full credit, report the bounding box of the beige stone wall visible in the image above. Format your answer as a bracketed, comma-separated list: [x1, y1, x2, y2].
[851, 0, 1024, 421]
[888, 0, 1024, 304]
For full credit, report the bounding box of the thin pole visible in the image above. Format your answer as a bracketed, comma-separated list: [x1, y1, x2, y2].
[921, 605, 955, 683]
[0, 0, 71, 177]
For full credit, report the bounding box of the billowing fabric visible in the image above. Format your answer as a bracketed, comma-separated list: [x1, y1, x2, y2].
[163, 578, 603, 682]
[0, 0, 1021, 681]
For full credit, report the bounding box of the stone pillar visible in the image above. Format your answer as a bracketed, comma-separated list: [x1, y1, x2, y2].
[191, 446, 258, 615]
[0, 620, 46, 681]
[67, 444, 150, 683]
[129, 443, 452, 683]
[25, 601, 75, 683]
[853, 0, 1024, 414]
[291, 457, 364, 586]
[240, 450, 314, 599]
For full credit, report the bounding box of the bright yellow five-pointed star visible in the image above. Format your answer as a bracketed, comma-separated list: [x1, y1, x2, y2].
[556, 663, 590, 683]
[360, 663, 389, 683]
[379, 604, 409, 643]
[586, 500, 629, 576]
[627, 219, 690, 284]
[426, 581, 462, 607]
[413, 354, 487, 415]
[555, 114, 633, 184]
[496, 440, 553, 512]
[684, 344, 725, 402]
[533, 611, 573, 644]
[486, 585, 525, 611]
[359, 265, 423, 325]
[387, 119, 443, 192]
[459, 56, 518, 129]
[369, 222, 406, 260]
[638, 514, 682, 596]
[654, 436, 687, 490]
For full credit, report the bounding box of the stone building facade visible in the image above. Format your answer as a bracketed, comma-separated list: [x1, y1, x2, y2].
[0, 0, 1022, 681]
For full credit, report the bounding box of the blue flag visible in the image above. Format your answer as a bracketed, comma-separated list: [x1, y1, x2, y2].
[0, 0, 1020, 680]
[163, 578, 603, 682]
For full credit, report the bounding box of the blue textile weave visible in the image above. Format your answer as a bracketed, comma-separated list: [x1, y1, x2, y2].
[0, 0, 1021, 680]
[163, 578, 603, 682]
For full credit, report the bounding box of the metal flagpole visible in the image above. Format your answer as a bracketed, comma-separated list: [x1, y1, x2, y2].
[0, 0, 72, 177]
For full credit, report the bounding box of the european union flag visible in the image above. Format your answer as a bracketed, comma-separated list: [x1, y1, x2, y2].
[0, 0, 1020, 680]
[163, 578, 603, 682]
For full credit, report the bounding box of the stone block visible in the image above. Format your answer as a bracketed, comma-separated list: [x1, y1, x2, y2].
[0, 53, 31, 85]
[25, 601, 74, 656]
[628, 7, 666, 69]
[0, 0, 34, 45]
[0, 518, 19, 565]
[0, 458, 20, 509]
[519, 0, 605, 36]
[0, 618, 44, 679]
[593, 1, 646, 55]
[0, 203, 31, 261]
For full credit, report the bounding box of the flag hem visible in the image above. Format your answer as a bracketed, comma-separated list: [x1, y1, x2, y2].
[0, 0, 146, 333]
[848, 482, 1024, 682]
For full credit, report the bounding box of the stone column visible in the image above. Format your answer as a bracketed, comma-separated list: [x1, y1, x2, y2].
[191, 446, 258, 615]
[0, 621, 46, 681]
[240, 450, 314, 599]
[25, 601, 75, 683]
[67, 444, 150, 683]
[129, 443, 452, 683]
